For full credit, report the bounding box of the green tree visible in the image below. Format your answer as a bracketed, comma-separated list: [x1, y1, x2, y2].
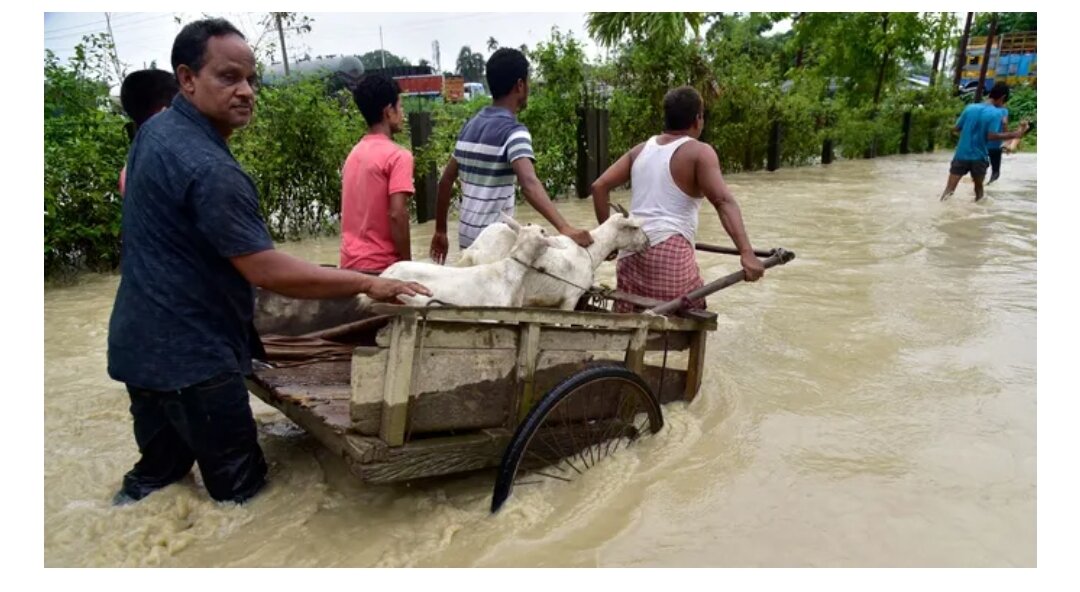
[487, 37, 499, 52]
[586, 12, 706, 46]
[456, 46, 485, 82]
[519, 28, 587, 196]
[231, 78, 365, 239]
[926, 12, 958, 86]
[358, 50, 412, 70]
[255, 12, 314, 73]
[587, 11, 717, 150]
[793, 13, 932, 107]
[974, 12, 1036, 35]
[44, 44, 129, 275]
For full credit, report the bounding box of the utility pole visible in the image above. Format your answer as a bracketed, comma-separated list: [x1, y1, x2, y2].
[103, 12, 124, 84]
[275, 13, 290, 76]
[380, 26, 386, 68]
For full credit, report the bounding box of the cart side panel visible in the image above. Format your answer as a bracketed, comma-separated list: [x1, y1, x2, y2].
[348, 314, 706, 439]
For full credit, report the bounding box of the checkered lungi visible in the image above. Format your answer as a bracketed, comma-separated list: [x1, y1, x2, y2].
[615, 234, 705, 313]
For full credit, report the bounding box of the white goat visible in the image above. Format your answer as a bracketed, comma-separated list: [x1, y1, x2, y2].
[455, 214, 521, 267]
[457, 206, 650, 310]
[377, 224, 561, 308]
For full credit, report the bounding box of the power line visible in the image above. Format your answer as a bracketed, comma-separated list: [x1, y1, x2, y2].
[43, 12, 150, 38]
[44, 13, 171, 42]
[42, 12, 145, 36]
[43, 17, 106, 35]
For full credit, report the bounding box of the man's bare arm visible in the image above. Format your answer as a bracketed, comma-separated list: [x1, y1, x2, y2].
[695, 144, 764, 281]
[388, 192, 412, 262]
[987, 121, 1029, 141]
[512, 158, 593, 247]
[429, 157, 458, 264]
[590, 143, 643, 225]
[230, 249, 430, 301]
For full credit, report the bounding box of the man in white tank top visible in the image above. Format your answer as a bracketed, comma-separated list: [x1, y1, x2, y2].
[591, 86, 764, 312]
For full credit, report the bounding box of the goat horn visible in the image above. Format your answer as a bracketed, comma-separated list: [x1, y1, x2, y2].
[611, 203, 628, 217]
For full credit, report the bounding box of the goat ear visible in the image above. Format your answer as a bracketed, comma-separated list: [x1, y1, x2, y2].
[499, 212, 522, 232]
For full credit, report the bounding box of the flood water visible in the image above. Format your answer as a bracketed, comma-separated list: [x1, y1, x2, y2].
[44, 151, 1036, 567]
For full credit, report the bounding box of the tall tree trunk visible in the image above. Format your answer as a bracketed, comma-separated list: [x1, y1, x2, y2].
[953, 12, 974, 95]
[929, 11, 949, 87]
[794, 12, 805, 68]
[873, 13, 891, 107]
[974, 14, 999, 102]
[940, 44, 950, 86]
[930, 49, 941, 87]
[275, 13, 290, 76]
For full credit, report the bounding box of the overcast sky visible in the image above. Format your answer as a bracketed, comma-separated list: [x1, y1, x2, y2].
[44, 12, 613, 90]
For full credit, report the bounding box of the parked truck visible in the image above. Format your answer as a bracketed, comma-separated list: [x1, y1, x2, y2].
[367, 66, 468, 103]
[960, 30, 1037, 94]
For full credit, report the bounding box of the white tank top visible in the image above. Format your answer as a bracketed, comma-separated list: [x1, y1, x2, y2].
[625, 135, 702, 252]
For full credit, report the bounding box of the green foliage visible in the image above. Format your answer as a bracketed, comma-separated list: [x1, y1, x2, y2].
[794, 12, 931, 106]
[587, 12, 707, 48]
[231, 78, 366, 240]
[456, 46, 485, 82]
[358, 50, 412, 70]
[519, 28, 587, 197]
[1007, 84, 1037, 151]
[973, 12, 1036, 35]
[598, 34, 701, 157]
[44, 48, 129, 276]
[776, 75, 830, 167]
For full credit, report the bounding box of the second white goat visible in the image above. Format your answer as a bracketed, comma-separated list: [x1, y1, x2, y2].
[377, 224, 561, 308]
[456, 207, 650, 310]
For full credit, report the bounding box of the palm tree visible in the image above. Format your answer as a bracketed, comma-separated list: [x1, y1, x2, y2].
[585, 12, 706, 48]
[456, 45, 485, 82]
[587, 12, 717, 101]
[486, 37, 499, 52]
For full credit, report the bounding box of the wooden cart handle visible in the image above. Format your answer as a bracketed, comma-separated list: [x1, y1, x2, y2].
[648, 248, 796, 315]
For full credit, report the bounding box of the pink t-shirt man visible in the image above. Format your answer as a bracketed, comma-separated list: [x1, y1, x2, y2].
[339, 134, 415, 272]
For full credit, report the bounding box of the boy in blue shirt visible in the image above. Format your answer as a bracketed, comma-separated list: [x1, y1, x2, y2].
[984, 82, 1014, 184]
[941, 82, 1028, 202]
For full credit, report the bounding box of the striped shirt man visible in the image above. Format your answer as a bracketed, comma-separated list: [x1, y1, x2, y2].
[452, 106, 535, 248]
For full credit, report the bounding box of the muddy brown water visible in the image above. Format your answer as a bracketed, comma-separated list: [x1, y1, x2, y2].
[44, 152, 1036, 566]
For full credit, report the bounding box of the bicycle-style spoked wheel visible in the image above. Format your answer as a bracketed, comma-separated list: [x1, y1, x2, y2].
[491, 364, 663, 513]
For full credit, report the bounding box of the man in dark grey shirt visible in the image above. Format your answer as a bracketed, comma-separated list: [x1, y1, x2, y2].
[108, 18, 428, 505]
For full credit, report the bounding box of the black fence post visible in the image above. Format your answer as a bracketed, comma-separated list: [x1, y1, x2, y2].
[576, 106, 607, 198]
[822, 138, 834, 165]
[767, 120, 782, 171]
[597, 108, 610, 186]
[409, 111, 437, 223]
[576, 106, 588, 198]
[900, 111, 913, 155]
[927, 115, 936, 153]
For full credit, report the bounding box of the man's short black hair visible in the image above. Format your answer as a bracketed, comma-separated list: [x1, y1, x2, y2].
[663, 86, 703, 131]
[120, 69, 179, 129]
[486, 48, 529, 100]
[989, 81, 1011, 102]
[353, 74, 402, 126]
[171, 17, 245, 76]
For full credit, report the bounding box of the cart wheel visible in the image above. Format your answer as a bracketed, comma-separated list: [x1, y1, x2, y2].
[491, 364, 663, 513]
